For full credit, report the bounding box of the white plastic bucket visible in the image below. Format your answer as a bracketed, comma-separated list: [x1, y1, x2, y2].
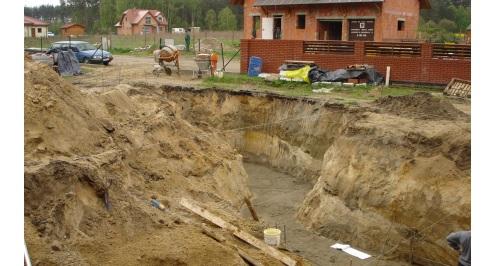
[263, 228, 281, 247]
[215, 70, 224, 78]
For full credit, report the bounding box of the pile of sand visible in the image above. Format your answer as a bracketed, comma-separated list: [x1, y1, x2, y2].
[375, 92, 467, 120]
[24, 60, 291, 265]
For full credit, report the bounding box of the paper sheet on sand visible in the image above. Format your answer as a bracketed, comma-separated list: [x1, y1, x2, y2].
[330, 243, 372, 260]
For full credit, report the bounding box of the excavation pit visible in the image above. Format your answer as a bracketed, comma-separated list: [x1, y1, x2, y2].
[25, 59, 470, 266]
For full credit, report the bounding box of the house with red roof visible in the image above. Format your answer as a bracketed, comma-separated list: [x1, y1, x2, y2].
[114, 8, 168, 35]
[24, 16, 50, 38]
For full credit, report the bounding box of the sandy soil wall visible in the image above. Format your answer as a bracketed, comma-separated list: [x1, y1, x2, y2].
[157, 85, 470, 265]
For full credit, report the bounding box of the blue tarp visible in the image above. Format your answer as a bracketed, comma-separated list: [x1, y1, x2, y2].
[57, 50, 81, 76]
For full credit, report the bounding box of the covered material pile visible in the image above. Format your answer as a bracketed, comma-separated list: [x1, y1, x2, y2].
[276, 63, 384, 84]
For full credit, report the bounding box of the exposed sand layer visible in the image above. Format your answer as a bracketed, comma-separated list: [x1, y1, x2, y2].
[24, 59, 470, 266]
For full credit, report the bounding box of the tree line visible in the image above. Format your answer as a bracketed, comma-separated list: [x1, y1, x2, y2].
[24, 0, 471, 42]
[420, 0, 471, 42]
[24, 0, 242, 34]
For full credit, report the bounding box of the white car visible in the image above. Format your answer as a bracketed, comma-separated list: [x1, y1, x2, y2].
[47, 32, 55, 37]
[172, 28, 185, 34]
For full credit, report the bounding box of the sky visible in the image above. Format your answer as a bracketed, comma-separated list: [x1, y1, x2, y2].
[24, 0, 60, 7]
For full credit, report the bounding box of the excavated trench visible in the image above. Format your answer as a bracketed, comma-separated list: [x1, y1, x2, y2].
[153, 84, 471, 266]
[24, 58, 470, 266]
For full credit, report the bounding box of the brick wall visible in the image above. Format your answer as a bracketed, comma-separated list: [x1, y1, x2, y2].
[241, 0, 422, 42]
[240, 39, 471, 85]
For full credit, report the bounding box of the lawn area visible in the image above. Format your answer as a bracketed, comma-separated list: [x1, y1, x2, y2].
[24, 31, 241, 56]
[201, 73, 443, 102]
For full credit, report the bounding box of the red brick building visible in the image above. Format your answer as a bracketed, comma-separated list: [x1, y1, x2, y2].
[232, 0, 430, 42]
[114, 8, 168, 35]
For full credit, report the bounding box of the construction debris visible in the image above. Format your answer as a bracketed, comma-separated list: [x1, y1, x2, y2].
[150, 199, 166, 211]
[237, 248, 265, 266]
[330, 243, 371, 260]
[444, 78, 471, 98]
[180, 198, 298, 266]
[201, 223, 226, 243]
[244, 197, 259, 221]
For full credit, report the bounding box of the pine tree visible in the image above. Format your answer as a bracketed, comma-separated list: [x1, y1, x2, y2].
[217, 7, 236, 31]
[100, 0, 116, 33]
[205, 9, 217, 30]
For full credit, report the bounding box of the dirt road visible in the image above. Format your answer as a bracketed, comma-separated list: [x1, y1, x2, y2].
[242, 163, 406, 266]
[112, 54, 240, 73]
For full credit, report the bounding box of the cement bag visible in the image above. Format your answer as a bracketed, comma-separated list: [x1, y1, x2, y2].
[280, 65, 311, 83]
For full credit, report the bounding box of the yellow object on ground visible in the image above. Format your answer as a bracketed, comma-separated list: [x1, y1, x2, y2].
[280, 65, 311, 83]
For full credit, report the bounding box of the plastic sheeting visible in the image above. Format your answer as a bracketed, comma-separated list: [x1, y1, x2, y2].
[308, 66, 383, 85]
[57, 50, 81, 76]
[279, 65, 311, 83]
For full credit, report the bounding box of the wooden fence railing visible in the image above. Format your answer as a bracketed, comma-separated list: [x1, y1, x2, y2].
[364, 42, 422, 57]
[432, 44, 471, 59]
[303, 41, 355, 55]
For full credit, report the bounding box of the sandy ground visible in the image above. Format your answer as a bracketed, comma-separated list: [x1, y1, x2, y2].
[242, 163, 406, 266]
[112, 54, 241, 73]
[26, 54, 470, 266]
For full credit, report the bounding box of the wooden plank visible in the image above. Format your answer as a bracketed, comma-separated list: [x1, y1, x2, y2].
[180, 198, 298, 266]
[244, 197, 260, 221]
[284, 60, 315, 64]
[180, 198, 236, 230]
[201, 223, 226, 243]
[237, 248, 265, 266]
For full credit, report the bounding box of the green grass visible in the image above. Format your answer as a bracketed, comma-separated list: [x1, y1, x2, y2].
[201, 73, 442, 100]
[202, 73, 314, 97]
[25, 31, 241, 52]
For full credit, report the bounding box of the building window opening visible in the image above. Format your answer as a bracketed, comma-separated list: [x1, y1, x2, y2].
[297, 14, 306, 29]
[252, 16, 260, 38]
[145, 16, 151, 25]
[273, 15, 282, 39]
[37, 28, 42, 33]
[318, 20, 342, 40]
[398, 20, 405, 31]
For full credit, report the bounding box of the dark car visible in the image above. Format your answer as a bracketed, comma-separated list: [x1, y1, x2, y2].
[50, 41, 113, 65]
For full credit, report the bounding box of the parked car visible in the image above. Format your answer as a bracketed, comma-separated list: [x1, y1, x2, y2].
[47, 32, 55, 37]
[49, 41, 113, 65]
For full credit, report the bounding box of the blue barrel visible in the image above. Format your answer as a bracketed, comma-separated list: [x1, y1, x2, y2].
[248, 56, 263, 77]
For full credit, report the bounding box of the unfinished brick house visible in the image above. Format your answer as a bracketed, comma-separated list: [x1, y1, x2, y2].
[232, 0, 430, 42]
[114, 8, 168, 35]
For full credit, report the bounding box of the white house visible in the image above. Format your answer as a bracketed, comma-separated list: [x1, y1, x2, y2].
[24, 16, 50, 38]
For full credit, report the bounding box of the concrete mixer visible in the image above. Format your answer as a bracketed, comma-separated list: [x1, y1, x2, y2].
[152, 45, 180, 76]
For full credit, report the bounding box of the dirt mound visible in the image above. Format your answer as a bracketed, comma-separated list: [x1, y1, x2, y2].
[24, 60, 288, 265]
[376, 92, 467, 120]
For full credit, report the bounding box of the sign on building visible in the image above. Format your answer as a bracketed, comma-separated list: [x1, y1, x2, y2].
[349, 19, 375, 41]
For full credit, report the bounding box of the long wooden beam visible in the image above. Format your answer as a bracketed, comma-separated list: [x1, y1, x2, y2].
[179, 198, 298, 266]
